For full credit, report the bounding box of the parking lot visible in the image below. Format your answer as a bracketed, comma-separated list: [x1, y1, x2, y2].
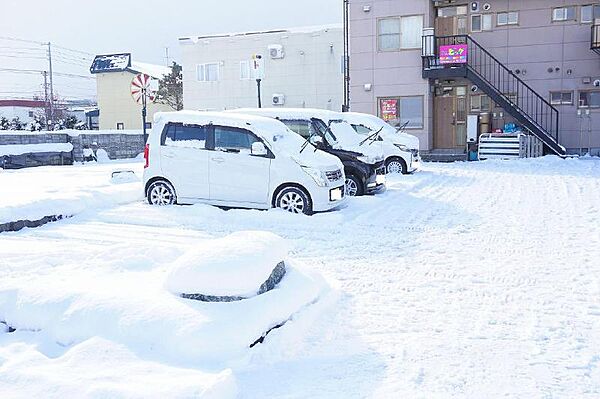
[1, 156, 600, 398]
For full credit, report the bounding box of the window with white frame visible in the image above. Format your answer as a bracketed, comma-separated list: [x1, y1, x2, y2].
[552, 6, 576, 21]
[497, 11, 519, 26]
[197, 63, 219, 82]
[471, 14, 493, 32]
[581, 5, 600, 23]
[579, 90, 600, 108]
[240, 60, 257, 80]
[378, 15, 424, 51]
[550, 91, 573, 105]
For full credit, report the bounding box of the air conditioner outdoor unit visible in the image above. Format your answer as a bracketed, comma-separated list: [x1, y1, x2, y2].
[268, 44, 284, 59]
[272, 94, 285, 105]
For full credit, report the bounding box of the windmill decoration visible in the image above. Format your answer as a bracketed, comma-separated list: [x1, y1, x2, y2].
[131, 73, 158, 142]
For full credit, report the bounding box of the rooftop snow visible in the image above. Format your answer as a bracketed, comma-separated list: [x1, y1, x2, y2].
[179, 23, 342, 43]
[90, 53, 131, 74]
[90, 54, 170, 79]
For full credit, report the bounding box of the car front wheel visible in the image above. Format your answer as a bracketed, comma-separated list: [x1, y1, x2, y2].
[275, 187, 312, 215]
[344, 175, 363, 197]
[147, 180, 176, 206]
[386, 157, 407, 175]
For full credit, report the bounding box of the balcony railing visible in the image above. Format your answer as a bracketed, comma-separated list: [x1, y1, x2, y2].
[592, 24, 600, 54]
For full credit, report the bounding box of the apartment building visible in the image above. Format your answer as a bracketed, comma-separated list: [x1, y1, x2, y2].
[179, 25, 343, 111]
[348, 0, 600, 156]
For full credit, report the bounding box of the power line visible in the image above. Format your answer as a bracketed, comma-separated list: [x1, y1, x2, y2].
[0, 36, 45, 45]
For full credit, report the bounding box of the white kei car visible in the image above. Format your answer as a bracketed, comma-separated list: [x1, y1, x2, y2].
[341, 112, 421, 174]
[143, 111, 347, 215]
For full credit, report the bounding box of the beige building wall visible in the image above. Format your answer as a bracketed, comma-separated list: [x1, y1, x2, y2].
[96, 72, 173, 130]
[180, 26, 344, 111]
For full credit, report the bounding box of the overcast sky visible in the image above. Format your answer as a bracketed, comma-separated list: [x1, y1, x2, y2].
[1, 0, 341, 101]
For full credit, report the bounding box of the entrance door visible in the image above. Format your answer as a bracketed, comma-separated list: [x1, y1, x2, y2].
[208, 125, 271, 205]
[434, 86, 468, 149]
[435, 6, 468, 36]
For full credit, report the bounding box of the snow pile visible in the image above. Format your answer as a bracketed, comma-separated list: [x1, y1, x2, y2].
[95, 148, 110, 163]
[166, 231, 290, 297]
[0, 338, 238, 399]
[0, 162, 143, 224]
[0, 234, 329, 365]
[0, 143, 73, 156]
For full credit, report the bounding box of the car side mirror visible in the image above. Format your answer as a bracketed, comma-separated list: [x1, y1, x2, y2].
[309, 136, 324, 146]
[251, 141, 268, 156]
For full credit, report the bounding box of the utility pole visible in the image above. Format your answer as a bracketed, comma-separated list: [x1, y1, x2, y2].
[164, 47, 171, 66]
[42, 71, 49, 130]
[47, 42, 55, 129]
[342, 0, 350, 112]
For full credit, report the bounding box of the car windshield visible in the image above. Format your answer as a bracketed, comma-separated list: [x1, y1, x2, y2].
[263, 124, 315, 154]
[328, 120, 363, 146]
[312, 119, 338, 146]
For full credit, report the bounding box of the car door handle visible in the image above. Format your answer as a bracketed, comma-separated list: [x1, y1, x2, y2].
[211, 157, 225, 163]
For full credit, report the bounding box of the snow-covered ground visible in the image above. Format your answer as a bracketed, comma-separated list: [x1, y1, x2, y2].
[1, 156, 600, 398]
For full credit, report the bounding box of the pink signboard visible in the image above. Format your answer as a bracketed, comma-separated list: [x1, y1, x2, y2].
[439, 44, 468, 64]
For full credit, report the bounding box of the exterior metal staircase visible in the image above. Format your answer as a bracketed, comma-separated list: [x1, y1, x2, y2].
[592, 23, 600, 55]
[422, 34, 566, 156]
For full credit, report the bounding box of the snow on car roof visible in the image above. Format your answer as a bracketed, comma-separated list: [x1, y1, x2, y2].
[154, 110, 290, 134]
[230, 108, 345, 123]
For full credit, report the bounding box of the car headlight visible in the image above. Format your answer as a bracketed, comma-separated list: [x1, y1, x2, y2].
[394, 144, 410, 152]
[301, 166, 328, 187]
[357, 155, 383, 164]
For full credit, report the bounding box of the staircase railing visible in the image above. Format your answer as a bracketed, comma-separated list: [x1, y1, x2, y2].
[592, 23, 600, 53]
[422, 34, 561, 146]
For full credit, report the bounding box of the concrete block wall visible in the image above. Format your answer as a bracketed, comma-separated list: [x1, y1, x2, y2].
[0, 131, 145, 167]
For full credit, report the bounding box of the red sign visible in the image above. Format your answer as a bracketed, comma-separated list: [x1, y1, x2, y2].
[439, 44, 468, 64]
[380, 99, 398, 122]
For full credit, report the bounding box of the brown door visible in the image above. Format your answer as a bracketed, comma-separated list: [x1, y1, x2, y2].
[435, 6, 468, 36]
[434, 86, 468, 149]
[434, 95, 456, 149]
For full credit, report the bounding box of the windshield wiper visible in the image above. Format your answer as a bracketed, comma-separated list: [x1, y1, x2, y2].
[395, 120, 410, 134]
[300, 122, 320, 153]
[359, 126, 384, 146]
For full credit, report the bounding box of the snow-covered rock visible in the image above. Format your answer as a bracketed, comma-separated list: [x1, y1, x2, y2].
[165, 231, 291, 298]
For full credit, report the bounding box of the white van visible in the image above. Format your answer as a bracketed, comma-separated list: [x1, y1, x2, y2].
[341, 112, 421, 174]
[143, 111, 346, 214]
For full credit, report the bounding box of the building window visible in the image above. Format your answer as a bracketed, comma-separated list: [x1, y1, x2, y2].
[378, 96, 424, 129]
[145, 122, 152, 129]
[579, 90, 600, 108]
[239, 60, 257, 80]
[197, 63, 219, 82]
[116, 123, 124, 130]
[470, 94, 492, 111]
[581, 5, 600, 23]
[497, 11, 519, 26]
[471, 14, 493, 32]
[378, 15, 424, 51]
[552, 7, 576, 22]
[437, 6, 468, 17]
[550, 91, 573, 105]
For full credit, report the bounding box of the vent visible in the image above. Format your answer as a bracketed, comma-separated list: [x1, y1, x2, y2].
[272, 94, 285, 105]
[268, 44, 284, 59]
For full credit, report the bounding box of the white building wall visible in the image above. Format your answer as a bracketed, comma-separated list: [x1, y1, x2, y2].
[181, 26, 344, 111]
[0, 106, 39, 125]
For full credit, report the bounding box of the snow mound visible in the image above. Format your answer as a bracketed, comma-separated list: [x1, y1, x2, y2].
[110, 170, 140, 184]
[0, 337, 238, 399]
[166, 231, 290, 297]
[95, 148, 110, 163]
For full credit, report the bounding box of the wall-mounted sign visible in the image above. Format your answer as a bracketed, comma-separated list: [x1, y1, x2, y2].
[379, 99, 398, 122]
[439, 44, 468, 64]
